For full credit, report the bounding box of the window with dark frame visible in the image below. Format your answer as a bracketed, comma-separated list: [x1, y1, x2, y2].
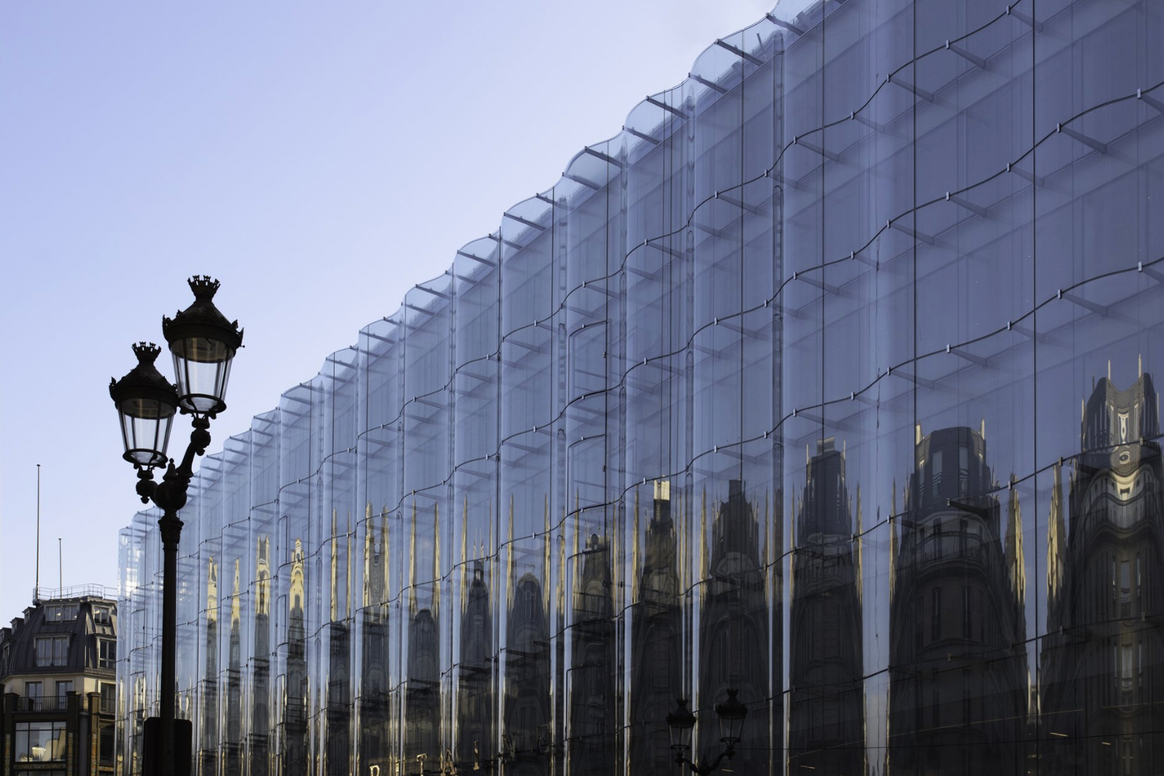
[99, 638, 117, 669]
[35, 636, 69, 667]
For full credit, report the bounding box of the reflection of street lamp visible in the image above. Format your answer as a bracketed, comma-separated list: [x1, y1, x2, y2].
[109, 277, 243, 776]
[666, 689, 748, 775]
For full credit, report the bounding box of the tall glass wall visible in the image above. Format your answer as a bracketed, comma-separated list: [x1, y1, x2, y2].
[117, 1, 1164, 774]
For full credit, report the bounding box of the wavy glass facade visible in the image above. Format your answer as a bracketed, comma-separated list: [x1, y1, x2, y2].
[116, 0, 1164, 773]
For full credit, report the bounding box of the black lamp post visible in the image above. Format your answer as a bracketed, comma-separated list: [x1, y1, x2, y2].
[666, 689, 748, 775]
[109, 276, 242, 776]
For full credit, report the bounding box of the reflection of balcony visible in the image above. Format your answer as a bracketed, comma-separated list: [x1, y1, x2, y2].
[911, 533, 989, 569]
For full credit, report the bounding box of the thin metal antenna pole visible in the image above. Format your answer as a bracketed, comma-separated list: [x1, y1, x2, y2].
[58, 537, 63, 592]
[35, 464, 41, 601]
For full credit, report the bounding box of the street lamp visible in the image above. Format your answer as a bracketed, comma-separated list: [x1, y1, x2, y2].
[666, 689, 748, 775]
[109, 276, 242, 776]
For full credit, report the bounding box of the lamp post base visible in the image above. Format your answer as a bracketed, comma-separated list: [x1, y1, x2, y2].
[143, 717, 193, 776]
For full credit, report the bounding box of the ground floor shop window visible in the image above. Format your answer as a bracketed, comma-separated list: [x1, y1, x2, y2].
[14, 720, 66, 761]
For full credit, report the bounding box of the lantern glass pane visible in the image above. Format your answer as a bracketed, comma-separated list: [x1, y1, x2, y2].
[118, 398, 174, 467]
[171, 336, 234, 413]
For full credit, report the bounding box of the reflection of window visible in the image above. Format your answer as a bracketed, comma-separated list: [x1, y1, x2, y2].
[1111, 559, 1118, 612]
[1136, 555, 1142, 614]
[35, 636, 69, 667]
[931, 451, 943, 498]
[913, 597, 923, 652]
[15, 720, 67, 761]
[1120, 561, 1132, 617]
[962, 586, 972, 640]
[56, 681, 73, 705]
[99, 638, 117, 669]
[959, 448, 969, 496]
[962, 668, 971, 723]
[931, 588, 942, 642]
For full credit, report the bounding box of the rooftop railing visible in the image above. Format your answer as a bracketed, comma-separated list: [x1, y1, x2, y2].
[32, 584, 117, 603]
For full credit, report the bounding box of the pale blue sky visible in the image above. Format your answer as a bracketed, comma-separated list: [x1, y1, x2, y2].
[0, 1, 809, 620]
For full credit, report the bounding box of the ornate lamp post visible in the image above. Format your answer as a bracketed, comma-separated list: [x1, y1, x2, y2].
[109, 276, 243, 776]
[666, 689, 748, 775]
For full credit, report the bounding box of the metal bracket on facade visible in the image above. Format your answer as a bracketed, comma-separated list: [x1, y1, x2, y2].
[889, 219, 937, 247]
[1139, 262, 1164, 283]
[562, 172, 602, 191]
[622, 125, 661, 145]
[946, 192, 988, 218]
[1057, 123, 1108, 155]
[765, 13, 805, 36]
[455, 250, 497, 268]
[689, 72, 728, 95]
[946, 40, 989, 70]
[1007, 5, 1044, 33]
[1006, 162, 1045, 188]
[645, 95, 687, 119]
[888, 72, 936, 103]
[795, 272, 841, 296]
[853, 111, 890, 134]
[1059, 290, 1110, 318]
[582, 146, 622, 168]
[946, 344, 990, 368]
[1139, 89, 1164, 114]
[503, 212, 547, 232]
[797, 138, 843, 164]
[714, 38, 764, 67]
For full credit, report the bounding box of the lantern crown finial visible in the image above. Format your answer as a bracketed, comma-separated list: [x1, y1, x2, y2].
[188, 275, 221, 301]
[132, 341, 162, 365]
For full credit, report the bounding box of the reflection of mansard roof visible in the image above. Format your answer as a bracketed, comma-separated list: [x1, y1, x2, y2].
[1083, 374, 1159, 454]
[911, 426, 993, 515]
[800, 439, 851, 539]
[711, 479, 759, 566]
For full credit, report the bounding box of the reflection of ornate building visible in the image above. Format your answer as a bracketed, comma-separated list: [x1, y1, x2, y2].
[698, 479, 769, 774]
[404, 505, 441, 775]
[503, 504, 553, 776]
[251, 537, 272, 776]
[361, 508, 391, 775]
[199, 556, 219, 776]
[789, 440, 865, 775]
[284, 539, 309, 776]
[504, 572, 552, 775]
[458, 557, 493, 769]
[888, 427, 1027, 776]
[630, 482, 682, 775]
[326, 513, 352, 776]
[224, 559, 243, 776]
[569, 530, 615, 776]
[1041, 374, 1164, 774]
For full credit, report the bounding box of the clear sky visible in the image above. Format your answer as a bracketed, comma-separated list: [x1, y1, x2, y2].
[0, 1, 815, 621]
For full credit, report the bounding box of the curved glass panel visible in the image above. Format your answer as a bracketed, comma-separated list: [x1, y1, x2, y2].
[116, 2, 1164, 774]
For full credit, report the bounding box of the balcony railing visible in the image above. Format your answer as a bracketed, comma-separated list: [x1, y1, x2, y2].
[16, 695, 69, 712]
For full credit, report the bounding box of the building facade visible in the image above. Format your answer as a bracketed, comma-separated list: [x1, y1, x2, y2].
[1, 590, 118, 776]
[117, 0, 1164, 773]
